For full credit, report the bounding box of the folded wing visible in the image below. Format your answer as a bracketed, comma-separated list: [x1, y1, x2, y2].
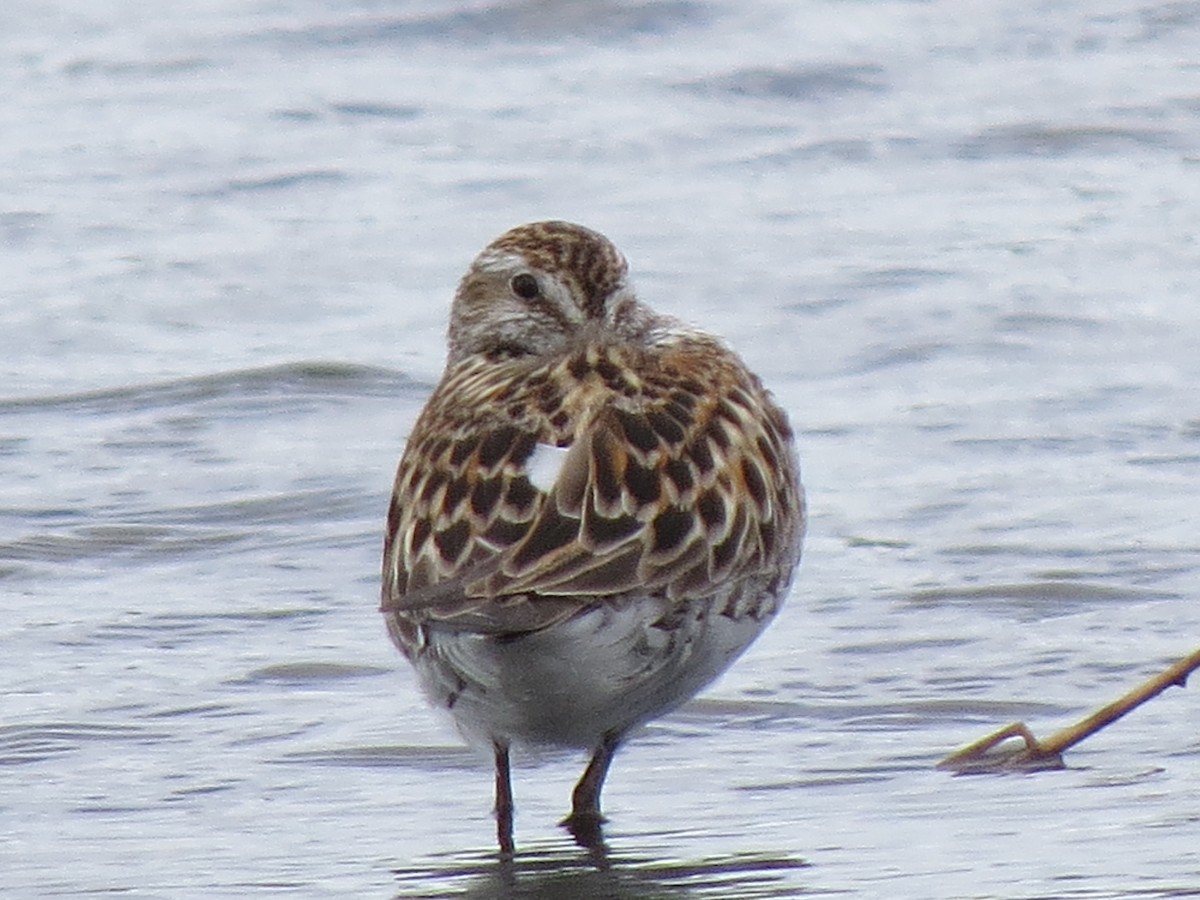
[383, 374, 802, 637]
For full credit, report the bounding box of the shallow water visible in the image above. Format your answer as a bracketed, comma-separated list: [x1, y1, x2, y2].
[4, 1, 1200, 897]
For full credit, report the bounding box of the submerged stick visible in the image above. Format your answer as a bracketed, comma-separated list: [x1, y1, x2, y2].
[938, 647, 1200, 774]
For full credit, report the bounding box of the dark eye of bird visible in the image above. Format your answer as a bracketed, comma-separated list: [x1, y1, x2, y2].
[509, 273, 540, 301]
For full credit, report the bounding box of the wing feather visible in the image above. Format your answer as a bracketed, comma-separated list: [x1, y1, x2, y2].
[382, 345, 804, 639]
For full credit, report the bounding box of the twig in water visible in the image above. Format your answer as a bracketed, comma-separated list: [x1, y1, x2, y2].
[938, 647, 1200, 774]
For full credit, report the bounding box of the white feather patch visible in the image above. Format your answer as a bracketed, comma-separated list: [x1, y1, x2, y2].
[525, 442, 571, 494]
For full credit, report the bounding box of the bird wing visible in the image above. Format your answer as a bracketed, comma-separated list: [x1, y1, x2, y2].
[382, 384, 802, 636]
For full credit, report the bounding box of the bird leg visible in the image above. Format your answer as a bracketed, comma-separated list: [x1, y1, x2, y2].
[561, 731, 620, 848]
[493, 742, 514, 856]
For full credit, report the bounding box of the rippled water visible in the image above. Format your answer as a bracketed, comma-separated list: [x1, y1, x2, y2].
[5, 1, 1200, 897]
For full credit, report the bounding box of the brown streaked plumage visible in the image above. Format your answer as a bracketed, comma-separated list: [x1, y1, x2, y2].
[381, 220, 805, 854]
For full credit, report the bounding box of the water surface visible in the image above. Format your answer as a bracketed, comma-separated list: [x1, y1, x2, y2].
[4, 1, 1200, 897]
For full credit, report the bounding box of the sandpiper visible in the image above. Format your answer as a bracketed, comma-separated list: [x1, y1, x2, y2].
[381, 220, 805, 853]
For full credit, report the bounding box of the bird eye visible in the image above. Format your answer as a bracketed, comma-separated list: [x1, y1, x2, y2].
[509, 273, 540, 301]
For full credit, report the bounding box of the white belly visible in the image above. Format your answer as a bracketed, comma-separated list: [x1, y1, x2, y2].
[410, 591, 776, 750]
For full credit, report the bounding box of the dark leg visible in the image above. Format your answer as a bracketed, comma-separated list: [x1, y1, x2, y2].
[561, 731, 621, 849]
[494, 742, 514, 857]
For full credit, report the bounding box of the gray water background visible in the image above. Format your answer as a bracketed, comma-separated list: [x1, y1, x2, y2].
[3, 1, 1200, 896]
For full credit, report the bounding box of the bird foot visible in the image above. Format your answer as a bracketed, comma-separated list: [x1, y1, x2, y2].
[559, 810, 607, 850]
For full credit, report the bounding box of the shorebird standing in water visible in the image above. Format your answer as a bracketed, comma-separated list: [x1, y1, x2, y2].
[381, 220, 805, 854]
